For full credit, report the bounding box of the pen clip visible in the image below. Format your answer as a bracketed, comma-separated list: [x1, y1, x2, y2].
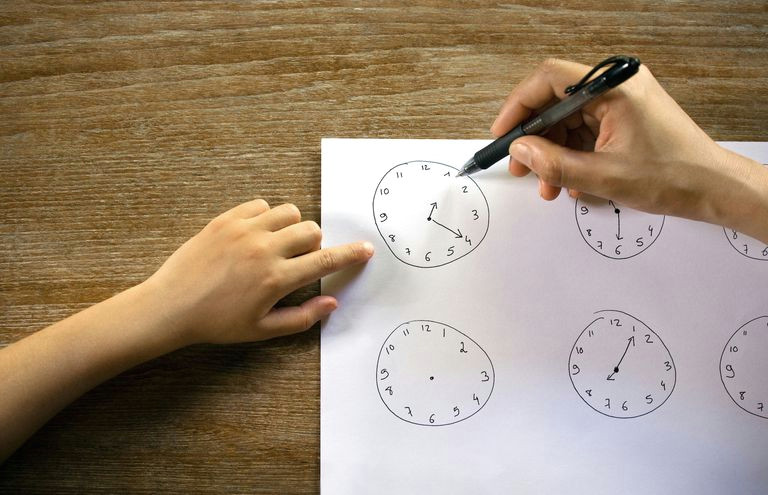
[564, 55, 638, 95]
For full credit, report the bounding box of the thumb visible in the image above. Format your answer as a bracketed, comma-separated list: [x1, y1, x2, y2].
[509, 135, 596, 194]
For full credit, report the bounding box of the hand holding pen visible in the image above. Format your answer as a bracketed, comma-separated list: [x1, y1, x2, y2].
[467, 57, 768, 244]
[460, 55, 639, 177]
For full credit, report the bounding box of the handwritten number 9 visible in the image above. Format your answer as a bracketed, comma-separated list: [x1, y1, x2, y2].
[725, 364, 735, 378]
[379, 212, 388, 222]
[379, 368, 389, 380]
[571, 364, 580, 375]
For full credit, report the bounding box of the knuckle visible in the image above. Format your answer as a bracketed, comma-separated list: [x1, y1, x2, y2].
[539, 58, 564, 74]
[305, 221, 322, 242]
[281, 203, 301, 222]
[316, 249, 338, 272]
[301, 308, 312, 331]
[206, 214, 230, 233]
[537, 154, 562, 185]
[261, 271, 282, 292]
[250, 237, 271, 257]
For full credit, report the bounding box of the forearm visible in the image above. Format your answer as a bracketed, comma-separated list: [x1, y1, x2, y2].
[0, 280, 187, 461]
[708, 147, 768, 244]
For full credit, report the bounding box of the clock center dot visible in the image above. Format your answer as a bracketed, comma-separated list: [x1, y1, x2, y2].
[613, 366, 619, 373]
[614, 208, 620, 214]
[429, 376, 434, 381]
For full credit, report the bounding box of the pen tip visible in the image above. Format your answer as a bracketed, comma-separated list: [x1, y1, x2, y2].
[456, 169, 466, 177]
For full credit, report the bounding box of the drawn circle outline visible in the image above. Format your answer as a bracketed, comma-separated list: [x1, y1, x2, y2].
[719, 315, 768, 419]
[375, 319, 495, 427]
[568, 309, 677, 419]
[372, 161, 490, 269]
[574, 198, 665, 260]
[722, 228, 768, 261]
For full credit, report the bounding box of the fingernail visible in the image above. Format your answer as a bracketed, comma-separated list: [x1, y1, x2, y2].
[510, 142, 531, 166]
[362, 241, 374, 257]
[538, 178, 544, 197]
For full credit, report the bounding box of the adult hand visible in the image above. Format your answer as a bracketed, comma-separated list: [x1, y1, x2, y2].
[492, 58, 768, 242]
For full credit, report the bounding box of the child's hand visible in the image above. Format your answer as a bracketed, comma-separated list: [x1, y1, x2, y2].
[145, 199, 373, 345]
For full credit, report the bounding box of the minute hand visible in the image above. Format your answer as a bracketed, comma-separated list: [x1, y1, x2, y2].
[607, 336, 634, 380]
[430, 218, 462, 238]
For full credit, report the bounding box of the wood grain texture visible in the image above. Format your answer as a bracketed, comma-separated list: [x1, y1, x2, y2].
[0, 1, 765, 492]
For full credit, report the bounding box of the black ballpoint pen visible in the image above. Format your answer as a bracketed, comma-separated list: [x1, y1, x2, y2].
[457, 55, 640, 177]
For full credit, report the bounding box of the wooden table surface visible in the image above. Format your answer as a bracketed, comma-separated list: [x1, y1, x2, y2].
[1, 1, 766, 492]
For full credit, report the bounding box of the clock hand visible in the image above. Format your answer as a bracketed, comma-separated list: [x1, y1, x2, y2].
[430, 218, 463, 239]
[606, 336, 634, 380]
[427, 202, 437, 221]
[609, 200, 623, 240]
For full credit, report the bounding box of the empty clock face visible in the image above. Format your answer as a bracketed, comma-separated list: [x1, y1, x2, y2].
[372, 161, 490, 268]
[724, 228, 768, 261]
[575, 196, 664, 259]
[720, 316, 768, 419]
[569, 310, 676, 419]
[376, 320, 495, 426]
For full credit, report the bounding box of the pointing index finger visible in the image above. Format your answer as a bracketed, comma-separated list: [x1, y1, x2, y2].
[491, 59, 592, 137]
[283, 241, 374, 291]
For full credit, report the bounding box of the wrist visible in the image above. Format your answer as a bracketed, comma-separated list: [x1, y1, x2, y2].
[133, 277, 197, 350]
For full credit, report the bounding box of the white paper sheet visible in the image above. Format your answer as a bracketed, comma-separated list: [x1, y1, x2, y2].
[321, 138, 768, 495]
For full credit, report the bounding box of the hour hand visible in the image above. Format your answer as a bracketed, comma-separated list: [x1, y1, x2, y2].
[427, 202, 437, 221]
[426, 202, 463, 238]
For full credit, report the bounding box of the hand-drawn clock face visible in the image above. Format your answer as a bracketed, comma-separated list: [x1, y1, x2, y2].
[720, 316, 768, 419]
[724, 228, 768, 261]
[569, 310, 676, 419]
[575, 196, 664, 259]
[372, 161, 490, 268]
[376, 320, 495, 426]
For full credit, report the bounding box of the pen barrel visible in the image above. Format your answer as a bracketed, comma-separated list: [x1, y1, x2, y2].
[524, 87, 595, 133]
[473, 124, 525, 169]
[471, 80, 616, 171]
